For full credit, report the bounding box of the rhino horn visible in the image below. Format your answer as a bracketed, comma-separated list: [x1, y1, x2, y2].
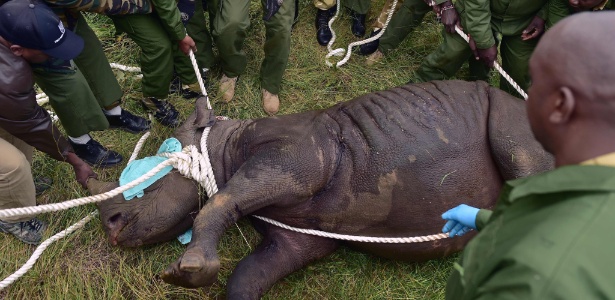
[87, 178, 120, 195]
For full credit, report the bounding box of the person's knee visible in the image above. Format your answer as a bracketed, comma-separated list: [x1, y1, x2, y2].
[0, 148, 29, 177]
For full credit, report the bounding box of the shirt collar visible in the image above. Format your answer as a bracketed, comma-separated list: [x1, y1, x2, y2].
[580, 151, 615, 166]
[505, 164, 615, 203]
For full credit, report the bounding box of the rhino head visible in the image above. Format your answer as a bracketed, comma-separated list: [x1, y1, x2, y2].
[89, 97, 216, 247]
[88, 173, 201, 247]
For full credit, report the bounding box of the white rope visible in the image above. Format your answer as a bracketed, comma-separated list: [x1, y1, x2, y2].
[325, 0, 398, 67]
[188, 50, 212, 110]
[253, 216, 449, 243]
[109, 63, 141, 73]
[0, 211, 98, 291]
[452, 26, 528, 100]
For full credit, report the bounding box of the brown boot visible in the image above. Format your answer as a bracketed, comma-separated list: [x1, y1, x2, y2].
[219, 74, 238, 102]
[366, 49, 384, 66]
[262, 89, 279, 115]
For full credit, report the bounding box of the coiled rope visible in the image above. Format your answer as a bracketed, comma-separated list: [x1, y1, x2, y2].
[325, 0, 398, 67]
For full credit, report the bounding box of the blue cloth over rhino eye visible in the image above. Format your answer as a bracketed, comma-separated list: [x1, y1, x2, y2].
[119, 137, 193, 244]
[119, 137, 182, 200]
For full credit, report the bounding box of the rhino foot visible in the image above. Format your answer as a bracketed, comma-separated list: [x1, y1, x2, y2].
[161, 250, 220, 288]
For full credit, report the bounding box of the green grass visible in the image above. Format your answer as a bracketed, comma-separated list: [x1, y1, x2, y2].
[0, 1, 481, 298]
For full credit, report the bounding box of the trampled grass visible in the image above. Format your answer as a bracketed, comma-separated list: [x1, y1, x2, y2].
[0, 1, 489, 298]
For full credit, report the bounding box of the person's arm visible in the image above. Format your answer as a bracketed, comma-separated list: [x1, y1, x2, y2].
[463, 0, 494, 49]
[475, 208, 492, 230]
[546, 0, 571, 28]
[150, 0, 196, 54]
[0, 58, 96, 187]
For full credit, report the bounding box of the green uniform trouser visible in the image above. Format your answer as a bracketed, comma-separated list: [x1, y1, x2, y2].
[175, 0, 215, 76]
[415, 29, 489, 83]
[377, 0, 431, 53]
[33, 13, 121, 137]
[314, 0, 370, 14]
[211, 0, 295, 94]
[0, 128, 35, 223]
[111, 10, 212, 98]
[416, 19, 537, 96]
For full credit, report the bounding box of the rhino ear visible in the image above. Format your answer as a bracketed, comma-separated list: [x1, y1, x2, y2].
[194, 96, 216, 128]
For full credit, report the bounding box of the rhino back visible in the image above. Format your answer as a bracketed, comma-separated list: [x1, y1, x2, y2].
[258, 81, 508, 261]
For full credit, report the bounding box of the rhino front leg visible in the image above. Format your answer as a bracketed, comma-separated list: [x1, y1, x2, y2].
[226, 219, 339, 300]
[161, 149, 333, 288]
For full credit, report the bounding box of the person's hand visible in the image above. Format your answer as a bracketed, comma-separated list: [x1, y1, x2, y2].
[423, 0, 440, 14]
[178, 35, 197, 55]
[65, 152, 97, 189]
[521, 16, 545, 41]
[441, 204, 480, 237]
[439, 1, 459, 34]
[473, 44, 498, 68]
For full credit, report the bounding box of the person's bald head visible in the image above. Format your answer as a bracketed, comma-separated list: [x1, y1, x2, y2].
[527, 11, 615, 165]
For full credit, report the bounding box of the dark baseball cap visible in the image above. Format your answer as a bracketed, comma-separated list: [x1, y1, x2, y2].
[0, 0, 84, 60]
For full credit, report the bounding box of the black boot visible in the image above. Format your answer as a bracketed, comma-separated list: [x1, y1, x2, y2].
[69, 139, 123, 168]
[106, 109, 151, 134]
[359, 29, 381, 55]
[140, 97, 180, 127]
[34, 177, 52, 196]
[315, 6, 335, 46]
[349, 10, 366, 37]
[169, 73, 206, 99]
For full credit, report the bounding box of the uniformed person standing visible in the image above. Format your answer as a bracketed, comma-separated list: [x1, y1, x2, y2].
[23, 0, 154, 167]
[440, 12, 615, 298]
[212, 0, 295, 115]
[414, 0, 560, 96]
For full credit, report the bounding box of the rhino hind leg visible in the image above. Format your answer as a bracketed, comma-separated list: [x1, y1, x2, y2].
[226, 219, 340, 300]
[486, 87, 554, 180]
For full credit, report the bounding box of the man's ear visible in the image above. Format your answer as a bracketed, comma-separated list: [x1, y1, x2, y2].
[9, 45, 24, 57]
[549, 86, 575, 124]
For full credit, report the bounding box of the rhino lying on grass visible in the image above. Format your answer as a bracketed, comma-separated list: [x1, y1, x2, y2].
[88, 80, 552, 299]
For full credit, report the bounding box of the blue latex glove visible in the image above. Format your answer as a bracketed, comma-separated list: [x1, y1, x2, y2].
[441, 204, 480, 237]
[119, 138, 182, 200]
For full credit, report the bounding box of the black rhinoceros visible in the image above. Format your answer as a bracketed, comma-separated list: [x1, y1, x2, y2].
[88, 80, 553, 299]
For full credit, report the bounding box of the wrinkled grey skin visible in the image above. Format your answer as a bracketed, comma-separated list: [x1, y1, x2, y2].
[89, 80, 553, 299]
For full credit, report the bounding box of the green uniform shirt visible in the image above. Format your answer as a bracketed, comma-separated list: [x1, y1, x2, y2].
[456, 0, 549, 49]
[547, 0, 613, 28]
[446, 164, 615, 299]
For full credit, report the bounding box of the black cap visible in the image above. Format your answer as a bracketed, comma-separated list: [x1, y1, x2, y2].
[0, 0, 84, 60]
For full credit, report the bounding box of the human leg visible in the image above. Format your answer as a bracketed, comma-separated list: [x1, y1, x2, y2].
[0, 130, 46, 244]
[111, 14, 180, 126]
[210, 0, 250, 102]
[173, 0, 214, 99]
[314, 0, 336, 45]
[72, 13, 150, 133]
[499, 34, 537, 97]
[260, 0, 294, 115]
[414, 29, 488, 82]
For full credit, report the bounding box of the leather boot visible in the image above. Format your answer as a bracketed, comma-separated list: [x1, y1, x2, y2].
[220, 74, 238, 102]
[349, 10, 366, 37]
[69, 139, 123, 168]
[106, 109, 151, 133]
[315, 6, 335, 46]
[262, 89, 280, 115]
[140, 97, 180, 127]
[359, 28, 381, 55]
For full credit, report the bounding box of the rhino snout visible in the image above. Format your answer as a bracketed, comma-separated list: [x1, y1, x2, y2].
[103, 212, 127, 246]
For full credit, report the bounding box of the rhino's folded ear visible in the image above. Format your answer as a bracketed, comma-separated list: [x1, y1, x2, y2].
[194, 96, 217, 128]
